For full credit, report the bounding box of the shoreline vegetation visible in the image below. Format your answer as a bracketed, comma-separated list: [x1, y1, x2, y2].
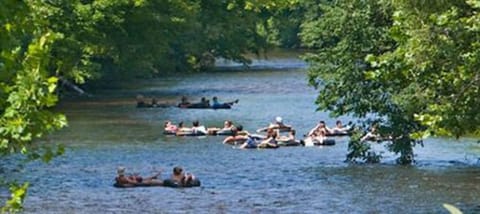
[2, 0, 480, 213]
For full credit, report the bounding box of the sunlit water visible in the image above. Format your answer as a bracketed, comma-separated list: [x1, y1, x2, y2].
[7, 61, 480, 213]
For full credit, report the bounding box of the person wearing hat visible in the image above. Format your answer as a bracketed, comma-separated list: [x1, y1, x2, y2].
[256, 116, 292, 133]
[115, 167, 163, 186]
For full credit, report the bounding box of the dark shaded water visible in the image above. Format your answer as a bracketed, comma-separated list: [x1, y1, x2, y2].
[9, 65, 480, 213]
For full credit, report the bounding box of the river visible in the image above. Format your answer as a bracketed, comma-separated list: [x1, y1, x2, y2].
[11, 56, 480, 213]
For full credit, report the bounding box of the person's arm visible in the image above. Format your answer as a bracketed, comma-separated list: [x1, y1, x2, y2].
[308, 125, 319, 136]
[360, 132, 374, 142]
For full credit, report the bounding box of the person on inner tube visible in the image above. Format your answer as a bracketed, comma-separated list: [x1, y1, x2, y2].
[191, 120, 208, 135]
[276, 129, 297, 143]
[115, 167, 163, 186]
[164, 121, 178, 134]
[257, 128, 279, 148]
[211, 96, 239, 109]
[256, 116, 292, 133]
[177, 96, 191, 108]
[331, 120, 353, 134]
[170, 166, 196, 186]
[307, 120, 333, 137]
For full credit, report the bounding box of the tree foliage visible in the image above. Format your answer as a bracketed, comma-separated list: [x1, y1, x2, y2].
[301, 0, 480, 164]
[0, 0, 302, 211]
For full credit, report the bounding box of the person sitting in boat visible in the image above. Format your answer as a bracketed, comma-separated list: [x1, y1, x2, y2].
[177, 96, 191, 108]
[307, 120, 333, 137]
[115, 166, 163, 186]
[189, 97, 211, 108]
[256, 116, 292, 133]
[170, 166, 196, 186]
[211, 96, 239, 109]
[331, 120, 353, 134]
[164, 121, 178, 134]
[256, 128, 279, 149]
[191, 120, 208, 135]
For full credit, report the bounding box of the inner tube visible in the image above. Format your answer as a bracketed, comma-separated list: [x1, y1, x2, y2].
[325, 132, 352, 137]
[216, 130, 234, 136]
[175, 131, 206, 137]
[113, 182, 164, 188]
[313, 138, 336, 146]
[163, 131, 177, 135]
[179, 105, 231, 109]
[277, 140, 302, 147]
[162, 178, 201, 188]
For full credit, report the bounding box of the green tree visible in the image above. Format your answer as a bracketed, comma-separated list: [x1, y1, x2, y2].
[301, 0, 480, 164]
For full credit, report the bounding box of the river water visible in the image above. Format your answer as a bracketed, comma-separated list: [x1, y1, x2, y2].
[11, 57, 480, 213]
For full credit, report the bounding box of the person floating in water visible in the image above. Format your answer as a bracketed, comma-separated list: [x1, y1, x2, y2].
[330, 120, 354, 135]
[211, 96, 239, 109]
[177, 96, 191, 108]
[170, 166, 196, 186]
[189, 97, 210, 108]
[115, 167, 163, 186]
[256, 116, 292, 133]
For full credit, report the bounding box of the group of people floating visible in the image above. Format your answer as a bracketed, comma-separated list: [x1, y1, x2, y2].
[114, 166, 200, 188]
[136, 95, 239, 109]
[163, 116, 363, 148]
[117, 117, 381, 188]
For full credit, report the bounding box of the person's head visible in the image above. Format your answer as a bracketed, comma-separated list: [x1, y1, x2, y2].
[192, 120, 200, 127]
[336, 120, 342, 127]
[117, 166, 126, 176]
[224, 120, 232, 127]
[212, 96, 218, 101]
[173, 166, 183, 175]
[290, 129, 296, 136]
[201, 97, 206, 102]
[275, 116, 283, 124]
[319, 120, 326, 128]
[181, 96, 187, 102]
[164, 121, 171, 127]
[178, 121, 184, 128]
[236, 125, 243, 132]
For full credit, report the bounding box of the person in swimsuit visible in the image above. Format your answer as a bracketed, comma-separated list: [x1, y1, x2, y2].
[115, 167, 163, 186]
[257, 128, 279, 148]
[164, 121, 178, 134]
[211, 96, 239, 109]
[256, 116, 292, 133]
[170, 166, 196, 186]
[178, 96, 191, 108]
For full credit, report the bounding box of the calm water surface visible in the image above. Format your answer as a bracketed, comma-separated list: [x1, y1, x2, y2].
[12, 65, 480, 213]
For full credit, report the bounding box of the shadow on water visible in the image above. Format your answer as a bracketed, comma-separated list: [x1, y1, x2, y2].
[7, 60, 480, 213]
